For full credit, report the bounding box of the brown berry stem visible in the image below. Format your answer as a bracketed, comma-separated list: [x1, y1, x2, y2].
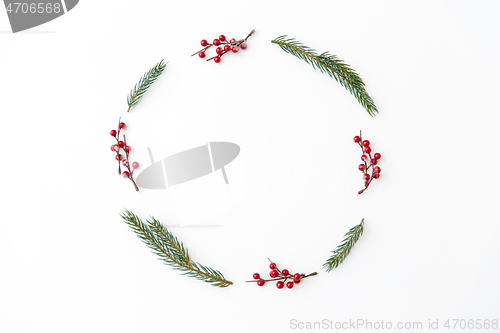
[358, 178, 373, 195]
[130, 178, 139, 192]
[303, 272, 318, 278]
[191, 45, 212, 57]
[244, 28, 256, 41]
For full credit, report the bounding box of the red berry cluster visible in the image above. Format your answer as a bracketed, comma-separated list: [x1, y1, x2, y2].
[246, 259, 317, 289]
[354, 131, 382, 195]
[110, 117, 139, 191]
[192, 29, 255, 63]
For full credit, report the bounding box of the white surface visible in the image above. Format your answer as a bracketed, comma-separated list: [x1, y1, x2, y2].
[1, 1, 499, 332]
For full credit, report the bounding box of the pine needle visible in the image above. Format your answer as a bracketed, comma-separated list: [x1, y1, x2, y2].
[126, 60, 167, 112]
[271, 36, 378, 117]
[323, 219, 365, 272]
[120, 210, 233, 287]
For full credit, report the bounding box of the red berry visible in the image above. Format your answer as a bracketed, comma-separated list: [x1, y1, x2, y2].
[111, 144, 119, 152]
[219, 35, 226, 41]
[124, 146, 131, 153]
[282, 269, 289, 276]
[269, 263, 276, 269]
[132, 161, 139, 169]
[373, 166, 381, 173]
[110, 130, 117, 137]
[361, 155, 367, 161]
[257, 280, 265, 286]
[231, 46, 239, 53]
[118, 141, 124, 148]
[240, 42, 247, 49]
[229, 38, 236, 43]
[198, 51, 205, 58]
[115, 154, 122, 161]
[213, 39, 221, 46]
[294, 278, 301, 284]
[372, 159, 378, 165]
[363, 173, 370, 181]
[253, 273, 260, 280]
[200, 39, 208, 46]
[286, 282, 294, 289]
[122, 159, 129, 167]
[122, 171, 130, 178]
[353, 136, 361, 143]
[216, 47, 223, 55]
[364, 147, 371, 154]
[213, 56, 221, 63]
[270, 269, 279, 278]
[362, 140, 370, 147]
[224, 45, 231, 52]
[373, 173, 380, 179]
[358, 164, 365, 171]
[119, 122, 125, 129]
[374, 153, 381, 160]
[293, 273, 301, 281]
[276, 281, 284, 289]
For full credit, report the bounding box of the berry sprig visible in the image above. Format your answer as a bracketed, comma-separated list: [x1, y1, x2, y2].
[110, 117, 140, 192]
[110, 117, 125, 175]
[246, 259, 317, 289]
[353, 131, 381, 195]
[191, 29, 255, 63]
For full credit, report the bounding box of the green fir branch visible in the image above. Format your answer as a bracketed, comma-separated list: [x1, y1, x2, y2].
[120, 210, 232, 287]
[323, 219, 365, 272]
[126, 60, 167, 112]
[271, 36, 378, 117]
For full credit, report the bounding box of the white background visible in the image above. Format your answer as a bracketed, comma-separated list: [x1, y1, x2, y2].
[1, 1, 499, 332]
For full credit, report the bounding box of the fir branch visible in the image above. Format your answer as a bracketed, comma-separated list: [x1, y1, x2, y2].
[120, 210, 232, 287]
[126, 60, 167, 112]
[323, 219, 364, 272]
[271, 36, 378, 117]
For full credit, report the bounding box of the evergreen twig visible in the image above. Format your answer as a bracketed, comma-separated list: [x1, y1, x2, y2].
[271, 36, 378, 117]
[120, 210, 233, 287]
[323, 219, 365, 272]
[126, 60, 167, 112]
